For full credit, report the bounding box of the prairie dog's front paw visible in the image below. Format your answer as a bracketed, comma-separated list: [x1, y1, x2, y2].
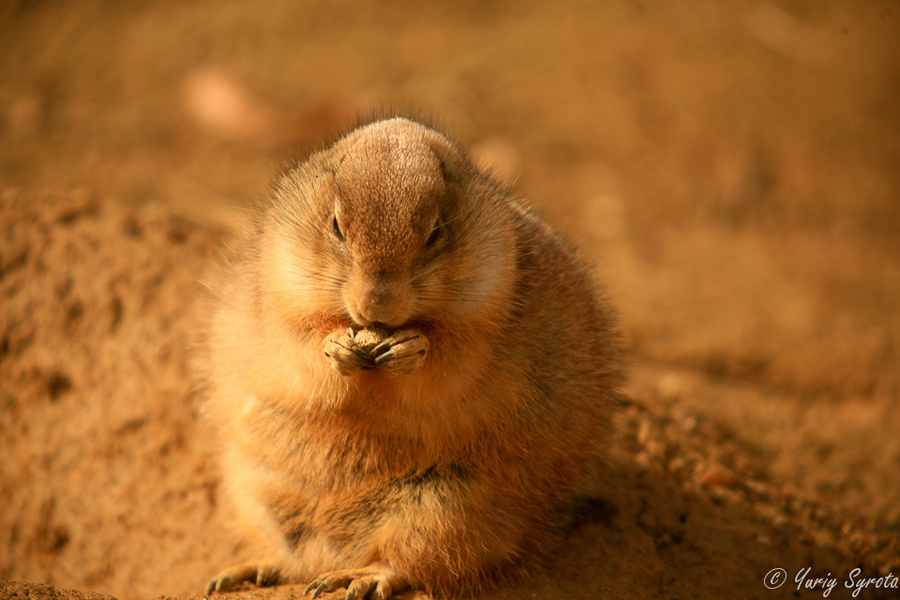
[323, 328, 375, 376]
[371, 329, 429, 375]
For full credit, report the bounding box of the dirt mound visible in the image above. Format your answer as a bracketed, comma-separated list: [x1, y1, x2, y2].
[0, 581, 113, 600]
[0, 190, 234, 598]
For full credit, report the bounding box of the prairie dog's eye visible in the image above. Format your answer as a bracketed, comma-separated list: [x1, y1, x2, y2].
[332, 215, 344, 241]
[425, 219, 441, 247]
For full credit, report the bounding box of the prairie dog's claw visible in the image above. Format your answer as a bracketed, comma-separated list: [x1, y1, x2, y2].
[323, 329, 375, 375]
[206, 562, 282, 594]
[373, 329, 429, 375]
[304, 563, 402, 600]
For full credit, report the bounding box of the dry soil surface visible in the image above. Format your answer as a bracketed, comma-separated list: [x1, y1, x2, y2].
[1, 1, 899, 599]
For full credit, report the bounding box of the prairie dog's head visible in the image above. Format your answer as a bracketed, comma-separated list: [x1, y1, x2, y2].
[257, 117, 516, 330]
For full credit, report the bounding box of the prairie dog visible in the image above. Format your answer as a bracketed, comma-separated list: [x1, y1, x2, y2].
[202, 117, 622, 598]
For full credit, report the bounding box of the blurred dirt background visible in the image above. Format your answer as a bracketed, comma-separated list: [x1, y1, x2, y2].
[1, 0, 899, 599]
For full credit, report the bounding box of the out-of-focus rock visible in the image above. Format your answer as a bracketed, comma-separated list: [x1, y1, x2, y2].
[183, 68, 286, 149]
[182, 68, 354, 152]
[698, 463, 741, 488]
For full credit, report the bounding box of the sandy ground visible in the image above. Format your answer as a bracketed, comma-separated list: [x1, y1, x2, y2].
[1, 1, 899, 599]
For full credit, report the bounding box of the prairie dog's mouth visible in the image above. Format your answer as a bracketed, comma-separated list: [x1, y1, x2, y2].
[347, 299, 412, 330]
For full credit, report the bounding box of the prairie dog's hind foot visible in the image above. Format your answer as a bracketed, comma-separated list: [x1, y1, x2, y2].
[304, 562, 421, 600]
[205, 561, 283, 594]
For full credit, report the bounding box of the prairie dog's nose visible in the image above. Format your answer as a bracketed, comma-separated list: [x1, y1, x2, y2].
[361, 283, 390, 321]
[350, 273, 412, 327]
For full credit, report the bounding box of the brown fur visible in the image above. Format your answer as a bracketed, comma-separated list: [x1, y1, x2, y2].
[200, 116, 623, 598]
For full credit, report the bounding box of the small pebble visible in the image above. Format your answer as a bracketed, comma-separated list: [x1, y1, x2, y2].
[698, 463, 740, 488]
[657, 372, 689, 401]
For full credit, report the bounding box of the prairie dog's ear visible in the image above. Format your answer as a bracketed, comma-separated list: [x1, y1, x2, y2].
[426, 134, 465, 184]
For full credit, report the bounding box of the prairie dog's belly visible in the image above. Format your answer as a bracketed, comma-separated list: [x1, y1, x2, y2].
[227, 410, 446, 577]
[241, 465, 380, 577]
